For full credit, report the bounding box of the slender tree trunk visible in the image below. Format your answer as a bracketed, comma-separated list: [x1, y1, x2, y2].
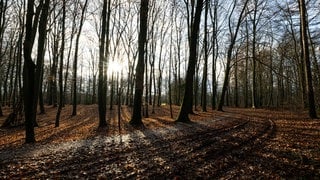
[251, 0, 258, 109]
[201, 0, 209, 112]
[56, 0, 66, 127]
[210, 0, 218, 110]
[169, 48, 173, 119]
[50, 34, 58, 107]
[71, 0, 88, 116]
[245, 19, 249, 108]
[32, 0, 50, 126]
[218, 0, 249, 111]
[110, 73, 114, 110]
[176, 0, 203, 122]
[268, 36, 274, 107]
[0, 81, 2, 116]
[98, 0, 110, 127]
[63, 6, 77, 106]
[129, 0, 149, 126]
[39, 70, 45, 114]
[235, 53, 239, 107]
[145, 45, 149, 118]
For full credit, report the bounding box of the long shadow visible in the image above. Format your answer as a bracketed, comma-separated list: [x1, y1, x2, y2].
[132, 114, 252, 178]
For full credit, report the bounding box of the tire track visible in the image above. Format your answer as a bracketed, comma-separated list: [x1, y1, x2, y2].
[0, 113, 276, 179]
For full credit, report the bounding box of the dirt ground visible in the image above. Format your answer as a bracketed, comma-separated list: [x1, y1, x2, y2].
[0, 105, 319, 179]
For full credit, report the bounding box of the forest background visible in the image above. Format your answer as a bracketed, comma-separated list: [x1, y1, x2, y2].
[0, 0, 319, 142]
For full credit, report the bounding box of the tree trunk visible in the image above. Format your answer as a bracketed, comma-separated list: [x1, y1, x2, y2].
[201, 0, 209, 112]
[110, 73, 114, 110]
[38, 71, 45, 114]
[234, 53, 239, 107]
[98, 0, 110, 128]
[23, 0, 47, 143]
[298, 0, 317, 118]
[71, 0, 88, 116]
[145, 45, 149, 118]
[32, 0, 49, 127]
[63, 5, 77, 106]
[218, 0, 249, 111]
[244, 19, 249, 108]
[129, 0, 149, 126]
[56, 0, 66, 127]
[176, 0, 203, 122]
[0, 81, 3, 116]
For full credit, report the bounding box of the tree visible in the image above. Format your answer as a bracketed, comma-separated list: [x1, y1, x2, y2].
[55, 0, 66, 127]
[129, 0, 149, 126]
[71, 0, 88, 116]
[0, 0, 8, 116]
[298, 0, 317, 119]
[210, 0, 219, 110]
[98, 0, 111, 127]
[23, 0, 50, 143]
[217, 0, 249, 111]
[201, 0, 209, 112]
[176, 0, 203, 122]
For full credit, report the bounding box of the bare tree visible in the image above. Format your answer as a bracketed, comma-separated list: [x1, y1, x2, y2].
[98, 0, 111, 127]
[176, 0, 203, 122]
[23, 0, 50, 143]
[71, 0, 88, 116]
[130, 0, 149, 126]
[201, 0, 209, 112]
[217, 0, 249, 111]
[298, 0, 317, 118]
[55, 0, 66, 127]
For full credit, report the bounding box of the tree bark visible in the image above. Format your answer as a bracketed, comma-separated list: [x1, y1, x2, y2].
[210, 0, 218, 110]
[130, 0, 149, 126]
[298, 0, 317, 118]
[56, 0, 66, 127]
[176, 0, 203, 122]
[0, 81, 2, 116]
[98, 0, 110, 127]
[23, 0, 46, 143]
[71, 0, 88, 116]
[201, 0, 209, 112]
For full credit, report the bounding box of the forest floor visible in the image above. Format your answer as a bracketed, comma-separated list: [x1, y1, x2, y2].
[0, 105, 319, 179]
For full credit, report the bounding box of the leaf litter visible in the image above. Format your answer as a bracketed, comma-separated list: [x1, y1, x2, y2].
[0, 105, 319, 179]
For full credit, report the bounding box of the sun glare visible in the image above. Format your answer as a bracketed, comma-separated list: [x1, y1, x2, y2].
[108, 61, 122, 74]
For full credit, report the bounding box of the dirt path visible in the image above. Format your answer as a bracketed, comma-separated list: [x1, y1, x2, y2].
[0, 106, 319, 179]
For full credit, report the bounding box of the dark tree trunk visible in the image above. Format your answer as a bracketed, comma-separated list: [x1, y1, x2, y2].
[71, 0, 88, 116]
[234, 53, 239, 107]
[129, 0, 149, 126]
[201, 0, 209, 112]
[298, 0, 317, 119]
[63, 4, 78, 106]
[0, 81, 3, 116]
[98, 0, 111, 128]
[23, 0, 46, 143]
[38, 70, 45, 114]
[50, 36, 58, 108]
[56, 0, 66, 127]
[244, 19, 249, 108]
[210, 0, 218, 110]
[176, 0, 203, 122]
[251, 0, 258, 109]
[218, 0, 248, 111]
[33, 0, 49, 125]
[23, 1, 33, 142]
[144, 45, 149, 118]
[110, 73, 114, 110]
